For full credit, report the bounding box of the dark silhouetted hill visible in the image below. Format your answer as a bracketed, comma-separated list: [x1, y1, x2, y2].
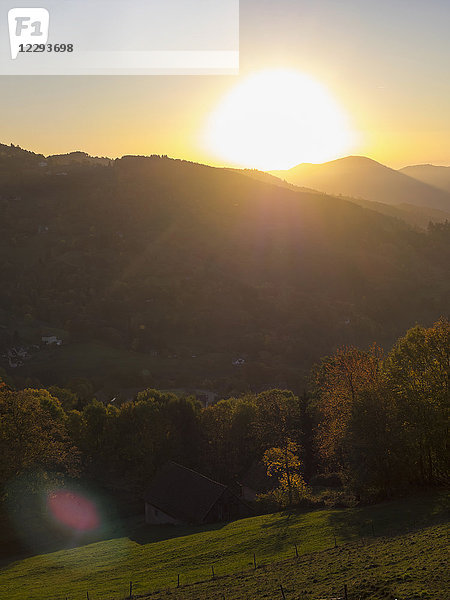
[47, 151, 112, 167]
[0, 147, 448, 390]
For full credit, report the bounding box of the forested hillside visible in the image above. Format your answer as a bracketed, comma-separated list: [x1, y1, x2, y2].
[0, 145, 449, 391]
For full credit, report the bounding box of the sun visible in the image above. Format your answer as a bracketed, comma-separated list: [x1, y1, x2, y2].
[204, 69, 357, 171]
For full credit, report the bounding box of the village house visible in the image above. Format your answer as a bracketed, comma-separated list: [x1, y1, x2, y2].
[41, 336, 63, 346]
[145, 462, 252, 525]
[232, 358, 246, 367]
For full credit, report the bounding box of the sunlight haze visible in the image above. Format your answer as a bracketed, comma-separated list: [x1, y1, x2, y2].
[0, 2, 449, 597]
[204, 69, 357, 170]
[1, 0, 449, 167]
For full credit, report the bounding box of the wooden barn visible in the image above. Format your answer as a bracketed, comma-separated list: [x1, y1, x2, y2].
[238, 459, 277, 502]
[145, 462, 253, 525]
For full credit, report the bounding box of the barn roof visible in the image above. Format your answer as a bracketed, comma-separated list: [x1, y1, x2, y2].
[145, 462, 227, 523]
[239, 460, 276, 493]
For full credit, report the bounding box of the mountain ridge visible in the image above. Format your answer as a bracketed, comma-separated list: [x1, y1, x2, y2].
[235, 165, 450, 230]
[399, 164, 450, 194]
[0, 145, 448, 391]
[271, 155, 450, 213]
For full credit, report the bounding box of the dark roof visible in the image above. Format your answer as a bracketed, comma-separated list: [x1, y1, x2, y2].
[239, 460, 276, 493]
[145, 462, 227, 523]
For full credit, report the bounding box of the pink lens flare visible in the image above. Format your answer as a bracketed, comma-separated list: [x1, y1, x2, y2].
[47, 490, 100, 532]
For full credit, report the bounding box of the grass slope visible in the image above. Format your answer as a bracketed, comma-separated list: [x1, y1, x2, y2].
[0, 494, 448, 600]
[150, 523, 449, 600]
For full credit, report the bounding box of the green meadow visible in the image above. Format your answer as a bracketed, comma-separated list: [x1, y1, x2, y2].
[0, 493, 448, 600]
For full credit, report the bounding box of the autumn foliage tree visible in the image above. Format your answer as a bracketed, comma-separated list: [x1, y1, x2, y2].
[262, 440, 307, 507]
[312, 344, 384, 473]
[312, 319, 449, 497]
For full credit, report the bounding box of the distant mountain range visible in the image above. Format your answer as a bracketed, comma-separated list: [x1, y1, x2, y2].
[2, 143, 448, 230]
[399, 164, 450, 194]
[234, 168, 448, 230]
[271, 156, 450, 214]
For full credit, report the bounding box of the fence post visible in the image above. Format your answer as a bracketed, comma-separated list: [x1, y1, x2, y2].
[294, 543, 299, 558]
[86, 593, 90, 600]
[177, 574, 180, 588]
[280, 584, 286, 599]
[344, 583, 348, 600]
[129, 581, 133, 598]
[253, 553, 257, 569]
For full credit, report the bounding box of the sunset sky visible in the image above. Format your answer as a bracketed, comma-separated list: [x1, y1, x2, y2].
[1, 0, 449, 169]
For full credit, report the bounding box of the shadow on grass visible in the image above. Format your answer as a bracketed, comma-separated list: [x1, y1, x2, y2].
[0, 514, 229, 569]
[253, 491, 449, 549]
[127, 519, 227, 546]
[1, 491, 446, 571]
[325, 491, 449, 541]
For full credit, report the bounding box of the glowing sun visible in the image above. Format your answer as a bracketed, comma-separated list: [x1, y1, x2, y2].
[204, 69, 356, 171]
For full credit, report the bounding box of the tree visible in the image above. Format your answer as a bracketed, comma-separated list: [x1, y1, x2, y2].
[262, 439, 306, 507]
[253, 389, 303, 454]
[48, 386, 78, 411]
[312, 344, 383, 473]
[345, 386, 405, 498]
[0, 388, 78, 489]
[384, 318, 449, 484]
[311, 320, 449, 497]
[68, 390, 202, 490]
[200, 396, 257, 482]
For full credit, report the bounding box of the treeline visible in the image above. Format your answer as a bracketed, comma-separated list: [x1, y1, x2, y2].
[0, 319, 448, 513]
[311, 317, 449, 497]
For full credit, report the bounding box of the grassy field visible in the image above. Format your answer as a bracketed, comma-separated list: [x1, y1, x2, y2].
[0, 493, 448, 600]
[147, 523, 449, 600]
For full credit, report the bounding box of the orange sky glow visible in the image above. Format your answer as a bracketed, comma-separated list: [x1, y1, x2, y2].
[1, 0, 448, 169]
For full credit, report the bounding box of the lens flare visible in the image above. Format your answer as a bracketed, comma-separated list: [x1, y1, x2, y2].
[47, 490, 100, 532]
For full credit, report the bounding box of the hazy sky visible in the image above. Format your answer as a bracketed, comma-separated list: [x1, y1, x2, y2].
[1, 0, 449, 168]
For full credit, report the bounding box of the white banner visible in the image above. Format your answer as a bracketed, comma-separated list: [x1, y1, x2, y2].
[0, 0, 239, 74]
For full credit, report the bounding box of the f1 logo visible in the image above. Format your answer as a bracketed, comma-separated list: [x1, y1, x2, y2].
[8, 8, 50, 59]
